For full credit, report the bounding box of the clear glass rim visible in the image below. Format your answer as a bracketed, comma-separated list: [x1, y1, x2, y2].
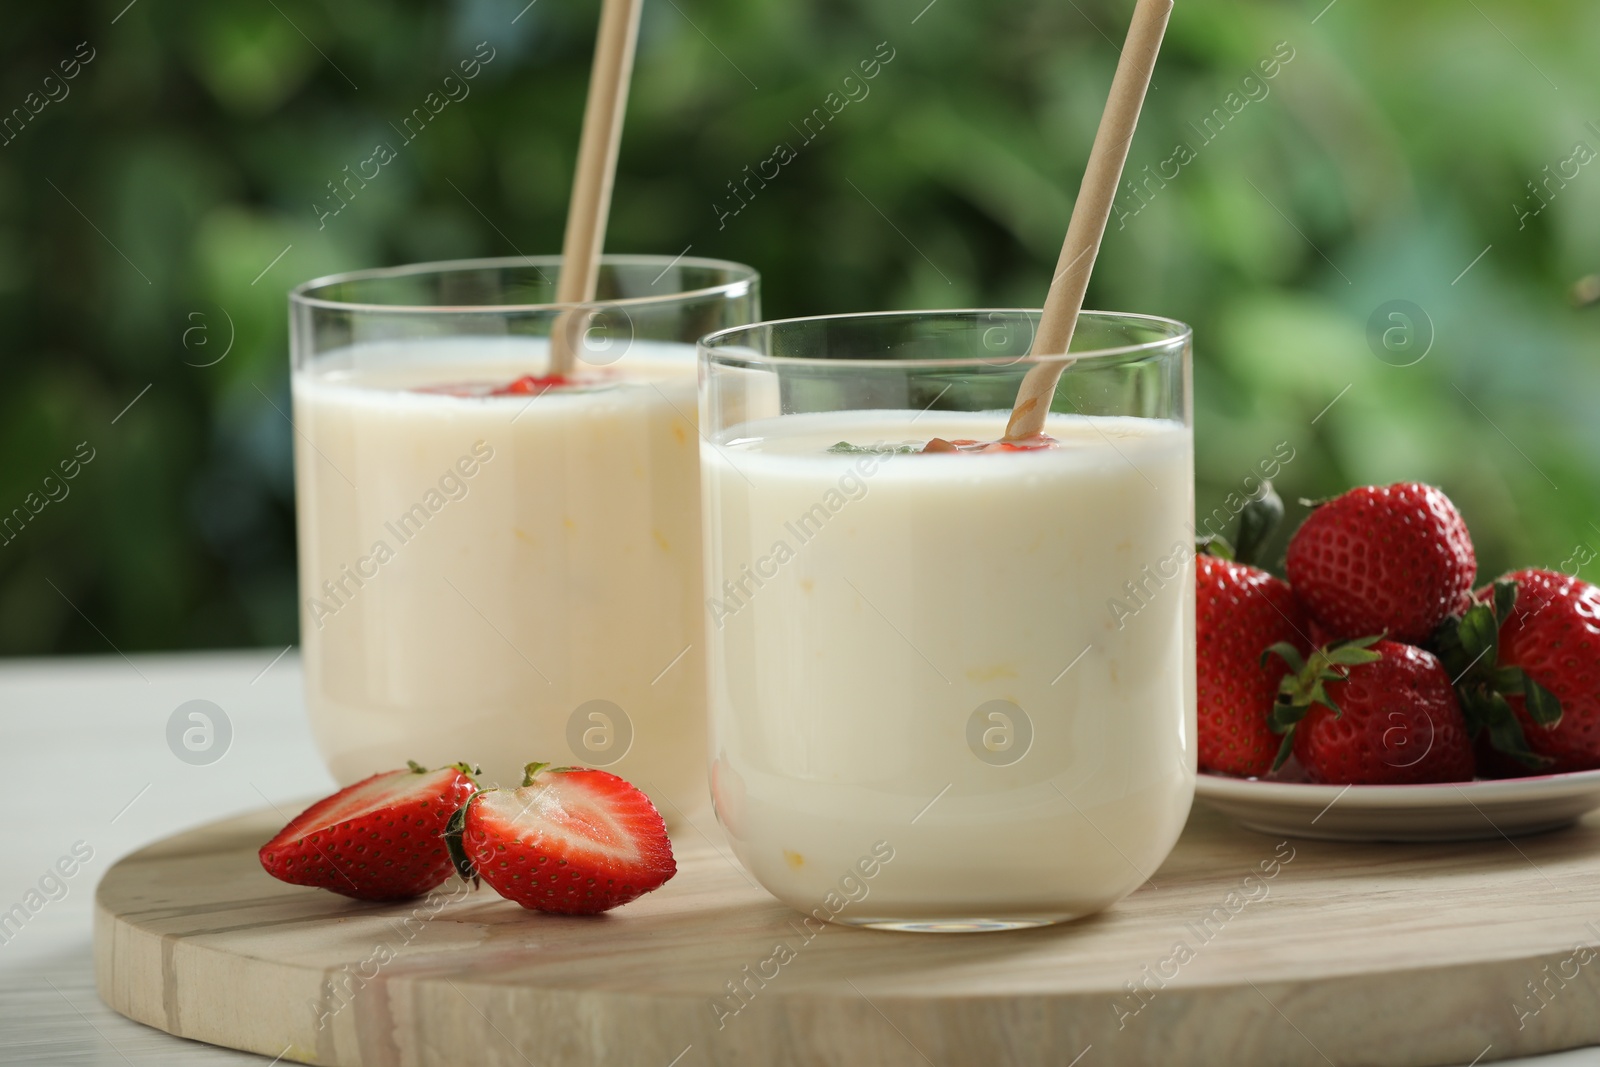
[289, 254, 758, 315]
[698, 308, 1191, 370]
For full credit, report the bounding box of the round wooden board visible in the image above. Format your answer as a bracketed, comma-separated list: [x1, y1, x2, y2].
[96, 805, 1600, 1067]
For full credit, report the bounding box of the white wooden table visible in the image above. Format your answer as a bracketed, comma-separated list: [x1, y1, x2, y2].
[1, 650, 1597, 1067]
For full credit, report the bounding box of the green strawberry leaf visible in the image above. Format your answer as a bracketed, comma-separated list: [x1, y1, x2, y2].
[1199, 535, 1235, 561]
[443, 800, 480, 887]
[1323, 644, 1384, 668]
[1262, 641, 1305, 674]
[1438, 576, 1559, 765]
[1523, 675, 1564, 728]
[1269, 697, 1308, 733]
[1431, 613, 1466, 670]
[1315, 633, 1385, 670]
[1468, 691, 1553, 770]
[1457, 602, 1498, 667]
[1233, 482, 1283, 567]
[1493, 665, 1526, 692]
[1457, 688, 1491, 736]
[1263, 635, 1388, 771]
[1328, 634, 1384, 651]
[1267, 636, 1381, 732]
[1270, 730, 1296, 773]
[1492, 578, 1518, 624]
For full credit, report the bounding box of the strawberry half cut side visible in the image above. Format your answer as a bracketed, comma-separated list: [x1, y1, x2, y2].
[259, 761, 478, 901]
[446, 762, 676, 915]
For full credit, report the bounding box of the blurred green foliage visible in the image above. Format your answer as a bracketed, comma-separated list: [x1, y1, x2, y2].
[2, 0, 1598, 654]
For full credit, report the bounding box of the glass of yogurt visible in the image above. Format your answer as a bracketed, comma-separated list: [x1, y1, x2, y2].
[699, 309, 1194, 931]
[289, 255, 758, 820]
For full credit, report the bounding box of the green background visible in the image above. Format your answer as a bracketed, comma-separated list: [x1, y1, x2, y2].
[2, 0, 1597, 655]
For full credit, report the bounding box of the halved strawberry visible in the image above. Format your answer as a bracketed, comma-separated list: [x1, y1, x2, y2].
[446, 762, 675, 915]
[259, 761, 478, 901]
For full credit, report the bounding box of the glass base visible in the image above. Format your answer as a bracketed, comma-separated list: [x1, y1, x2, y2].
[839, 916, 1073, 933]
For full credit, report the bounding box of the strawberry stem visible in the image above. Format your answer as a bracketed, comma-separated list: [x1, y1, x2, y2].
[1264, 634, 1385, 772]
[443, 799, 479, 887]
[1431, 580, 1560, 769]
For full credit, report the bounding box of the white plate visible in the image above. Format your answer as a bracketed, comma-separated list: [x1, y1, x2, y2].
[1195, 768, 1600, 842]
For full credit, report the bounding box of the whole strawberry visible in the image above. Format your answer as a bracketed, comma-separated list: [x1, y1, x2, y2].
[1438, 570, 1597, 775]
[1266, 637, 1475, 784]
[1197, 553, 1308, 776]
[1286, 483, 1476, 645]
[1196, 484, 1310, 777]
[260, 761, 478, 901]
[447, 762, 675, 915]
[1495, 570, 1600, 771]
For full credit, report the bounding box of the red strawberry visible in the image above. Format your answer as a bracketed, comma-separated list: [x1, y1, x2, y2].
[1197, 552, 1309, 776]
[447, 762, 675, 915]
[260, 761, 477, 901]
[1266, 637, 1475, 784]
[1285, 483, 1476, 645]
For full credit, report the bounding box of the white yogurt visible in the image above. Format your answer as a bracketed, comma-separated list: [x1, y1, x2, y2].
[292, 338, 707, 819]
[702, 410, 1196, 927]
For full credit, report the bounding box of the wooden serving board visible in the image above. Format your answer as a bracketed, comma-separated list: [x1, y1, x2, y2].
[96, 805, 1600, 1067]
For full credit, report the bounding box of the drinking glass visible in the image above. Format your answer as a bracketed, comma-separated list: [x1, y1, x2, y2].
[290, 254, 758, 820]
[699, 309, 1193, 930]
